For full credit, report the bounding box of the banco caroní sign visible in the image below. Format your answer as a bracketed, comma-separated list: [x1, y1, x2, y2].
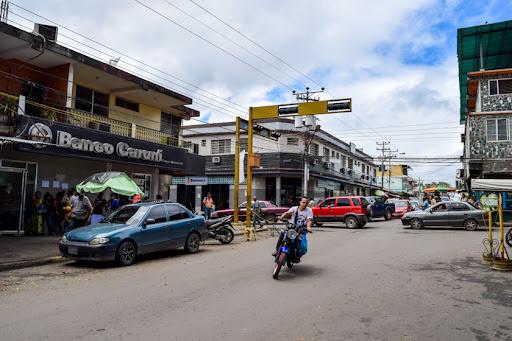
[56, 131, 163, 162]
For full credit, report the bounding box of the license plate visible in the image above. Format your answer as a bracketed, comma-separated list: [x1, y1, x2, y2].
[68, 246, 78, 255]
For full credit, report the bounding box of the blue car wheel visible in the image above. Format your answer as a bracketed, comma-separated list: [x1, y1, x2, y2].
[116, 240, 137, 266]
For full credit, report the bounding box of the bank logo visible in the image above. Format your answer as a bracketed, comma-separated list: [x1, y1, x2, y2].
[27, 123, 53, 148]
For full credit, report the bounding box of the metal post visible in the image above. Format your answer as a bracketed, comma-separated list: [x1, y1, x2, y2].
[246, 108, 254, 228]
[303, 157, 308, 197]
[488, 210, 493, 255]
[498, 193, 504, 259]
[234, 117, 240, 223]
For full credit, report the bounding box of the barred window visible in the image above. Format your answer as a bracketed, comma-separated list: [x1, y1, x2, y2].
[211, 139, 231, 154]
[287, 137, 299, 145]
[489, 79, 512, 95]
[309, 143, 319, 156]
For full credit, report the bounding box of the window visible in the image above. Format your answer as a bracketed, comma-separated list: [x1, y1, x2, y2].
[167, 204, 189, 221]
[201, 140, 206, 147]
[321, 198, 336, 207]
[75, 85, 109, 116]
[361, 198, 369, 206]
[337, 198, 351, 207]
[287, 137, 299, 146]
[115, 97, 139, 112]
[257, 202, 266, 208]
[486, 119, 509, 141]
[309, 143, 319, 156]
[348, 158, 353, 169]
[489, 79, 512, 95]
[323, 147, 330, 158]
[240, 138, 248, 151]
[211, 139, 231, 154]
[336, 152, 340, 159]
[192, 143, 199, 154]
[161, 113, 182, 136]
[449, 202, 470, 211]
[352, 198, 361, 206]
[146, 205, 167, 223]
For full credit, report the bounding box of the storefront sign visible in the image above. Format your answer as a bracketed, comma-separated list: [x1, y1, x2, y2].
[17, 117, 205, 174]
[184, 176, 208, 186]
[480, 193, 499, 212]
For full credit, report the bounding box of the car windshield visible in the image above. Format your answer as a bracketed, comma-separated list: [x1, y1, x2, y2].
[102, 206, 149, 225]
[395, 201, 408, 208]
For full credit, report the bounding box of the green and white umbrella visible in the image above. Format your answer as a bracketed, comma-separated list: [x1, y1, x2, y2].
[76, 172, 144, 197]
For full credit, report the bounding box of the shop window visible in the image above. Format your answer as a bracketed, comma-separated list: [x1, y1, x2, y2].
[489, 79, 512, 95]
[115, 97, 139, 112]
[75, 85, 109, 117]
[287, 137, 299, 145]
[211, 139, 231, 154]
[486, 118, 509, 142]
[161, 112, 182, 136]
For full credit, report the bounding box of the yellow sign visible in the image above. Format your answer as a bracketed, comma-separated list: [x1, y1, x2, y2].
[250, 98, 351, 120]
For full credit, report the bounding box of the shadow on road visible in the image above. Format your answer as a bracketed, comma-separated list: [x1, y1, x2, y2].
[274, 264, 324, 281]
[402, 227, 479, 232]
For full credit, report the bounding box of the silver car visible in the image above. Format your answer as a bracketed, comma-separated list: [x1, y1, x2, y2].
[401, 201, 486, 231]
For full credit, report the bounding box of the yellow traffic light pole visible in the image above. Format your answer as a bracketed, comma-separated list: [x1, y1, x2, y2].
[245, 108, 256, 240]
[234, 117, 240, 223]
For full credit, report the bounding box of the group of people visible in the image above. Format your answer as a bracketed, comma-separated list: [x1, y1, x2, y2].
[25, 190, 139, 236]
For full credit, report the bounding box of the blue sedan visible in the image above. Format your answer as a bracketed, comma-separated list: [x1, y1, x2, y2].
[59, 202, 208, 266]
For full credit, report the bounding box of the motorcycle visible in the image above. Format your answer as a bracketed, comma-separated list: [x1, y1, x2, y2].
[206, 215, 235, 244]
[272, 220, 311, 279]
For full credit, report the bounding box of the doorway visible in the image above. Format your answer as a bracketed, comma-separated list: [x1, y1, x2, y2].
[0, 168, 26, 233]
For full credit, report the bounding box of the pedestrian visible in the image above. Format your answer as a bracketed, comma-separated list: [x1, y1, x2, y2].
[94, 192, 107, 216]
[202, 192, 214, 220]
[422, 197, 430, 210]
[89, 205, 104, 225]
[44, 192, 58, 235]
[251, 196, 264, 228]
[430, 196, 436, 205]
[156, 194, 163, 201]
[110, 193, 121, 212]
[26, 191, 44, 235]
[70, 192, 92, 230]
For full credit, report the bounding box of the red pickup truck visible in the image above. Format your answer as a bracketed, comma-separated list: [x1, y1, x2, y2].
[312, 196, 369, 228]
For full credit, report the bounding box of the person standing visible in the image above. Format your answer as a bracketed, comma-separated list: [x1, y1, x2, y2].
[26, 191, 44, 235]
[251, 196, 264, 228]
[110, 193, 121, 213]
[202, 192, 214, 220]
[70, 192, 92, 230]
[44, 192, 57, 235]
[94, 192, 107, 216]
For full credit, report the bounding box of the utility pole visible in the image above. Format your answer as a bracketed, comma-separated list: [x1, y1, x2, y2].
[234, 117, 240, 223]
[376, 141, 390, 191]
[292, 87, 324, 198]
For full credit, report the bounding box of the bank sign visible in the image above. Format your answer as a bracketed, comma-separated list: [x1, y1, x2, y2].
[16, 117, 204, 174]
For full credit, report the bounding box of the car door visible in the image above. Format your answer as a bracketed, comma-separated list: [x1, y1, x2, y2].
[166, 204, 191, 248]
[335, 198, 352, 222]
[425, 203, 449, 226]
[141, 205, 170, 253]
[446, 202, 468, 226]
[316, 198, 336, 222]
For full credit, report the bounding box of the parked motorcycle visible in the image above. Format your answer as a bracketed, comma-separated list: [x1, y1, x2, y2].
[206, 215, 235, 244]
[272, 220, 311, 279]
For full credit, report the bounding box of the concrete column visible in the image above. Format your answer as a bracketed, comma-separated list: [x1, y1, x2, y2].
[152, 168, 159, 200]
[275, 176, 281, 205]
[131, 123, 136, 138]
[229, 185, 235, 208]
[195, 185, 202, 213]
[66, 63, 74, 109]
[169, 185, 178, 202]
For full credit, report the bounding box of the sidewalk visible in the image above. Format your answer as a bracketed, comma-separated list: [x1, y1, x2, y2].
[0, 235, 67, 271]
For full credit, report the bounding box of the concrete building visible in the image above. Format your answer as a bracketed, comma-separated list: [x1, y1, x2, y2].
[375, 164, 416, 195]
[176, 118, 379, 211]
[0, 21, 204, 234]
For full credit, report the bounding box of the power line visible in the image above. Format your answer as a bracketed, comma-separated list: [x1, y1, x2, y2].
[132, 0, 293, 90]
[7, 3, 249, 113]
[187, 0, 323, 88]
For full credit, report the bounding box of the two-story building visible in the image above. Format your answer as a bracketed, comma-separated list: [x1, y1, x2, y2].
[375, 164, 416, 195]
[176, 118, 379, 211]
[0, 22, 204, 234]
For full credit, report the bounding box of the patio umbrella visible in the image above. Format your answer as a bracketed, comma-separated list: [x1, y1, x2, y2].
[423, 187, 437, 193]
[375, 190, 386, 196]
[76, 172, 144, 197]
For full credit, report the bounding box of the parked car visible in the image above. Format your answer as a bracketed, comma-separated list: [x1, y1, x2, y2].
[401, 201, 486, 231]
[393, 200, 414, 217]
[409, 200, 421, 211]
[312, 196, 369, 228]
[210, 200, 289, 222]
[365, 196, 395, 220]
[59, 202, 208, 266]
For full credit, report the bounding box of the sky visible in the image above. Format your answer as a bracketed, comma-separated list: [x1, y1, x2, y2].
[10, 0, 512, 185]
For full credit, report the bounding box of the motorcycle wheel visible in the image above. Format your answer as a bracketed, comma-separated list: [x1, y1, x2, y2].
[506, 229, 512, 248]
[273, 252, 286, 279]
[218, 227, 234, 244]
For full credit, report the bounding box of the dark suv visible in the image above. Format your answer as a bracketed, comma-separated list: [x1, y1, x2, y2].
[312, 196, 369, 228]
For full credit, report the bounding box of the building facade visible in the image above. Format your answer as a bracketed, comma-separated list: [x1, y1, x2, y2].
[375, 164, 416, 195]
[0, 22, 204, 234]
[176, 119, 379, 211]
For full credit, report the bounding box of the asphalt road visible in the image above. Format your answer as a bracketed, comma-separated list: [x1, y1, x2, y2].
[1, 219, 511, 341]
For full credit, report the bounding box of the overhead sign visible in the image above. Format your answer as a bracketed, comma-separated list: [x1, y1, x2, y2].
[184, 176, 208, 186]
[17, 116, 205, 174]
[251, 98, 352, 119]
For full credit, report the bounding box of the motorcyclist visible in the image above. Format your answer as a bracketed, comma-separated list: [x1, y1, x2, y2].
[272, 196, 313, 257]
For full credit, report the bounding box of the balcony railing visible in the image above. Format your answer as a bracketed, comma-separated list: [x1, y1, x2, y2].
[1, 92, 180, 147]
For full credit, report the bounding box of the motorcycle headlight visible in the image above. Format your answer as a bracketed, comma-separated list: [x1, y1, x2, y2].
[286, 229, 298, 240]
[89, 237, 109, 245]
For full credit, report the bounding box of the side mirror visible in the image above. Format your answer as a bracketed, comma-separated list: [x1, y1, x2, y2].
[145, 218, 156, 225]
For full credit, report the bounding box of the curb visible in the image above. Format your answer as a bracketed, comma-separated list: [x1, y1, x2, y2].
[234, 227, 268, 236]
[0, 255, 70, 272]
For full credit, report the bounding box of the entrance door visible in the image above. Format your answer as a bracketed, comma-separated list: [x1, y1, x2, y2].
[0, 168, 26, 233]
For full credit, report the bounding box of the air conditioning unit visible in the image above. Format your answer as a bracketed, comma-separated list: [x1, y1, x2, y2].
[33, 24, 58, 42]
[212, 156, 221, 164]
